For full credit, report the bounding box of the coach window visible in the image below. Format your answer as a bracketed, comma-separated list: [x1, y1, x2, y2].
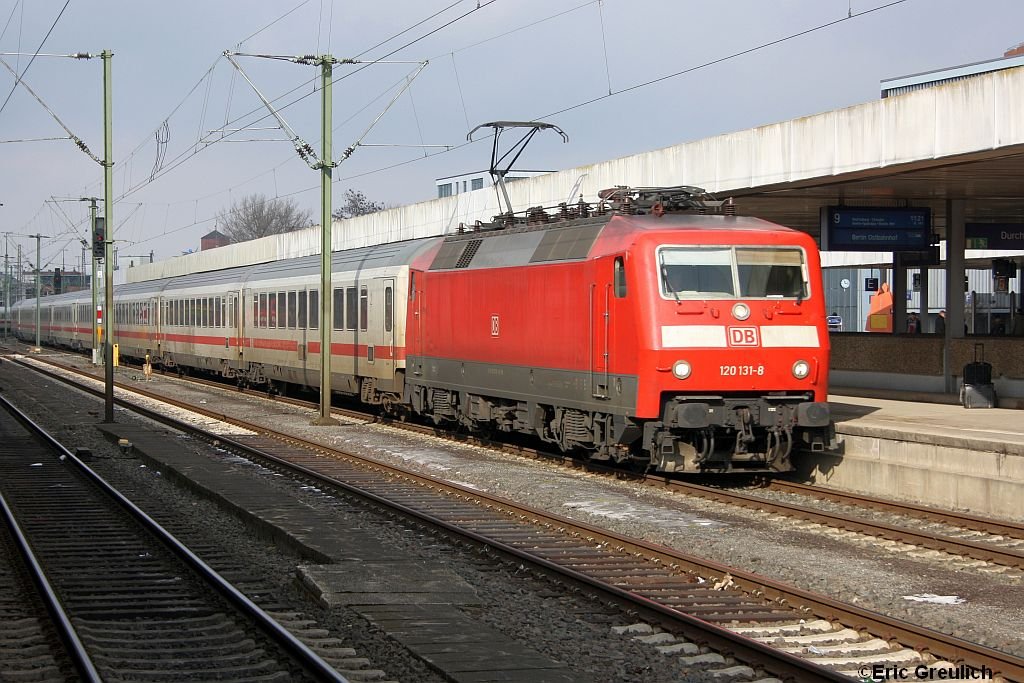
[287, 291, 297, 329]
[259, 293, 268, 327]
[268, 292, 278, 328]
[227, 298, 234, 329]
[297, 291, 307, 328]
[309, 289, 319, 329]
[216, 297, 223, 327]
[346, 287, 358, 330]
[360, 286, 368, 331]
[614, 257, 627, 298]
[332, 287, 344, 330]
[384, 286, 393, 332]
[277, 291, 286, 330]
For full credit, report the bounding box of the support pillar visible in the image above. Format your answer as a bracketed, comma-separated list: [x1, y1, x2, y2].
[892, 254, 907, 334]
[944, 199, 966, 393]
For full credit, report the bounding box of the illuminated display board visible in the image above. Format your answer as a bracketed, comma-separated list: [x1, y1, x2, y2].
[820, 207, 931, 251]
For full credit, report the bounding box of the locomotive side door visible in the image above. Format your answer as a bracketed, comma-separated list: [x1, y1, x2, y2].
[409, 271, 423, 377]
[590, 275, 611, 399]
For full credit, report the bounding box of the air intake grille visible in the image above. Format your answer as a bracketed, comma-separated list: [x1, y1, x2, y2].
[529, 224, 603, 263]
[455, 240, 482, 268]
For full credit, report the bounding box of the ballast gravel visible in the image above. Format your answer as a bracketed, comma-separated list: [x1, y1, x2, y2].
[6, 352, 1023, 669]
[3, 355, 759, 683]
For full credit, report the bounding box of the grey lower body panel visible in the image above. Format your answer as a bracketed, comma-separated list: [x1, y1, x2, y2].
[407, 356, 638, 414]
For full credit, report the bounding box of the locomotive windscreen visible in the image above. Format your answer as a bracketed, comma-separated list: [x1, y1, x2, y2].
[658, 246, 807, 299]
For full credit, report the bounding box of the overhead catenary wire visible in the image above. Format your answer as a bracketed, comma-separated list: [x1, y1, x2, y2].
[56, 1, 913, 263]
[541, 0, 912, 119]
[0, 0, 72, 118]
[156, 0, 916, 228]
[0, 57, 101, 163]
[354, 0, 467, 60]
[0, 0, 21, 45]
[596, 0, 612, 95]
[111, 0, 499, 202]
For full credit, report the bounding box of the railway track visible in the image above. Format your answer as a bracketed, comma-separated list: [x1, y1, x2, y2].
[0, 390, 349, 683]
[12, 352, 1024, 681]
[0, 496, 78, 682]
[104, 347, 1024, 572]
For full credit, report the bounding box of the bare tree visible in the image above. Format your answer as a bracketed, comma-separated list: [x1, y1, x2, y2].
[332, 189, 386, 220]
[216, 194, 312, 243]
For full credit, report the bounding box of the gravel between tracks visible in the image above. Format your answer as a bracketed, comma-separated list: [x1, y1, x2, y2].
[2, 355, 769, 682]
[7, 352, 1024, 668]
[161, 368, 1024, 660]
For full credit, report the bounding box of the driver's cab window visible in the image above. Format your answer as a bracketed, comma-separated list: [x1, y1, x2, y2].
[614, 257, 627, 298]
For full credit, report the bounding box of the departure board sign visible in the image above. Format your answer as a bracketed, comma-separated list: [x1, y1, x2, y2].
[965, 223, 1024, 250]
[820, 207, 931, 251]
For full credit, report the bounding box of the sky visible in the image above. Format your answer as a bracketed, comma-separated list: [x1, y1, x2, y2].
[1, 0, 1023, 275]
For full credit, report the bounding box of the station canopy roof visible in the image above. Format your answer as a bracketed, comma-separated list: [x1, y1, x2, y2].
[129, 64, 1024, 283]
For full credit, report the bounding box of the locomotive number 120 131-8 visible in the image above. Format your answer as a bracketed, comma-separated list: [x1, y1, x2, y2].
[719, 365, 765, 376]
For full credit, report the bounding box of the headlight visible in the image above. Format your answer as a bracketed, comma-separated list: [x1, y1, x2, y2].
[673, 360, 692, 379]
[792, 360, 810, 379]
[732, 303, 750, 321]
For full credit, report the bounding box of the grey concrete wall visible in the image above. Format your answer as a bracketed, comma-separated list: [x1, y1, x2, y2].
[796, 433, 1024, 521]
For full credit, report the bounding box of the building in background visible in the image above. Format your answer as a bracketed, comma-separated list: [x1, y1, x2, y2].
[200, 229, 230, 251]
[435, 170, 548, 199]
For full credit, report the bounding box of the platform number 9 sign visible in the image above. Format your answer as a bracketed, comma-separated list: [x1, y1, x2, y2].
[491, 315, 500, 337]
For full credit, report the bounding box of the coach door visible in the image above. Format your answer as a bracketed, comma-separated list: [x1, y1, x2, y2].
[378, 279, 395, 375]
[147, 297, 158, 350]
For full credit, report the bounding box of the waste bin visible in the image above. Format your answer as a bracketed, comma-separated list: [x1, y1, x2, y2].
[961, 343, 996, 409]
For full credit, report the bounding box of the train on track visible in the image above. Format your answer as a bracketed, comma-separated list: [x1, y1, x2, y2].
[14, 185, 834, 473]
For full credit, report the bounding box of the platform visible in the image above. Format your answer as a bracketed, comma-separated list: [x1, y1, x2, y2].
[795, 393, 1024, 521]
[96, 423, 583, 683]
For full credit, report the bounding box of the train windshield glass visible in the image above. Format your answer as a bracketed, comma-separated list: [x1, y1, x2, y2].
[658, 246, 807, 299]
[736, 248, 807, 298]
[659, 248, 735, 298]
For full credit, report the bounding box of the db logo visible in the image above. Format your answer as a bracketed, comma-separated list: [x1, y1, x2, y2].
[491, 315, 500, 337]
[728, 327, 759, 346]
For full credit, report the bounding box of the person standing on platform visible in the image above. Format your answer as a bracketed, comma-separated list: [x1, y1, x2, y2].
[1013, 308, 1024, 337]
[907, 312, 921, 333]
[934, 310, 946, 335]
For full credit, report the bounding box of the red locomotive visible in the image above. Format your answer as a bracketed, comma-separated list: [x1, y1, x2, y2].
[407, 186, 833, 473]
[16, 185, 833, 474]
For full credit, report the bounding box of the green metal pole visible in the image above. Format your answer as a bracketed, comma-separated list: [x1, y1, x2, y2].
[89, 200, 98, 363]
[314, 55, 339, 426]
[3, 234, 8, 340]
[34, 234, 41, 348]
[102, 49, 115, 423]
